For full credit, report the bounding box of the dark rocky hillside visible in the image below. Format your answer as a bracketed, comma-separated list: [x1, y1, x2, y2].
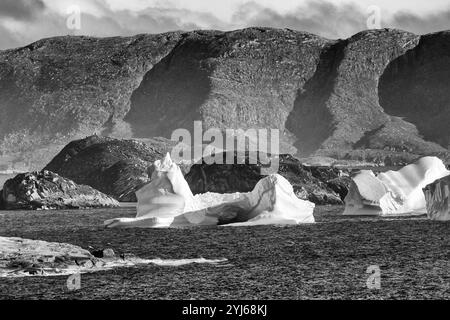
[379, 31, 450, 150]
[43, 136, 350, 204]
[0, 32, 183, 170]
[185, 153, 350, 204]
[0, 28, 448, 171]
[126, 28, 328, 155]
[44, 135, 176, 201]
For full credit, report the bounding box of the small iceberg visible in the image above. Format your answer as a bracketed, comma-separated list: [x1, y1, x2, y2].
[343, 156, 450, 216]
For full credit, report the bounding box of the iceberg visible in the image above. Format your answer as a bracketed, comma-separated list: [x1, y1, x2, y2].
[423, 176, 450, 221]
[104, 153, 315, 228]
[343, 157, 450, 216]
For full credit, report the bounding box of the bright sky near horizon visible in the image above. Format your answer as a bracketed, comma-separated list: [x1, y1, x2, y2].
[0, 0, 449, 49]
[103, 0, 450, 19]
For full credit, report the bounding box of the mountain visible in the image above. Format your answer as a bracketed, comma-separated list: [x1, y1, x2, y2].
[0, 28, 448, 171]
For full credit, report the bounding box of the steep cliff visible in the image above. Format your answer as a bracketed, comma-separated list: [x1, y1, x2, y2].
[0, 28, 448, 171]
[0, 32, 182, 169]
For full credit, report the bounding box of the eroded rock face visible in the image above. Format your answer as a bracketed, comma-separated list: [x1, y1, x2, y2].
[1, 170, 119, 210]
[379, 31, 450, 149]
[0, 28, 449, 171]
[0, 33, 183, 170]
[185, 153, 350, 205]
[44, 135, 177, 202]
[424, 175, 450, 221]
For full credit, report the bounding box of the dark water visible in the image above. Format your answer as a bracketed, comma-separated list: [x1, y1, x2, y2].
[0, 206, 449, 299]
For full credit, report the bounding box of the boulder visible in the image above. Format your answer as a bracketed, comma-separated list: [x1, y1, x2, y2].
[424, 175, 450, 221]
[1, 170, 119, 210]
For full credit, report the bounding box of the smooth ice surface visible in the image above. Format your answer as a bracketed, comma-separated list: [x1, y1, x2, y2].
[344, 157, 450, 216]
[104, 153, 315, 228]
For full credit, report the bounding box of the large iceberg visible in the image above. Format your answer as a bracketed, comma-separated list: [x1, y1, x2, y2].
[104, 153, 315, 228]
[343, 157, 450, 216]
[423, 176, 450, 221]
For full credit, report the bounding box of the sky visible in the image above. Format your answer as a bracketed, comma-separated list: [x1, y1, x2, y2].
[0, 0, 449, 50]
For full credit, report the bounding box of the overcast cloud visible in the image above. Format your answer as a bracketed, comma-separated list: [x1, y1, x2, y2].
[0, 0, 448, 50]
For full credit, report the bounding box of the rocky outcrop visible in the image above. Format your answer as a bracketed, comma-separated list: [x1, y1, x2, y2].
[0, 28, 449, 171]
[0, 236, 228, 277]
[44, 135, 177, 202]
[1, 170, 119, 210]
[424, 175, 450, 221]
[0, 236, 94, 276]
[185, 153, 350, 205]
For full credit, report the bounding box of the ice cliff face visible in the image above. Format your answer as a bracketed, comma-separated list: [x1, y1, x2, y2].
[344, 157, 450, 216]
[0, 28, 449, 171]
[424, 175, 450, 221]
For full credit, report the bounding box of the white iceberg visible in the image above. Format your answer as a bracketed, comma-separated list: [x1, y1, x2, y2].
[343, 156, 450, 216]
[423, 176, 450, 221]
[104, 153, 315, 228]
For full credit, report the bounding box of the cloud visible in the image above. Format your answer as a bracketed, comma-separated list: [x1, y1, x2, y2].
[0, 0, 448, 50]
[229, 1, 450, 39]
[0, 0, 46, 20]
[0, 25, 21, 50]
[391, 9, 450, 35]
[229, 1, 368, 39]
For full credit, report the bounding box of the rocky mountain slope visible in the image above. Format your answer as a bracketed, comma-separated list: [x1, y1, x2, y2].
[0, 28, 448, 170]
[0, 32, 183, 170]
